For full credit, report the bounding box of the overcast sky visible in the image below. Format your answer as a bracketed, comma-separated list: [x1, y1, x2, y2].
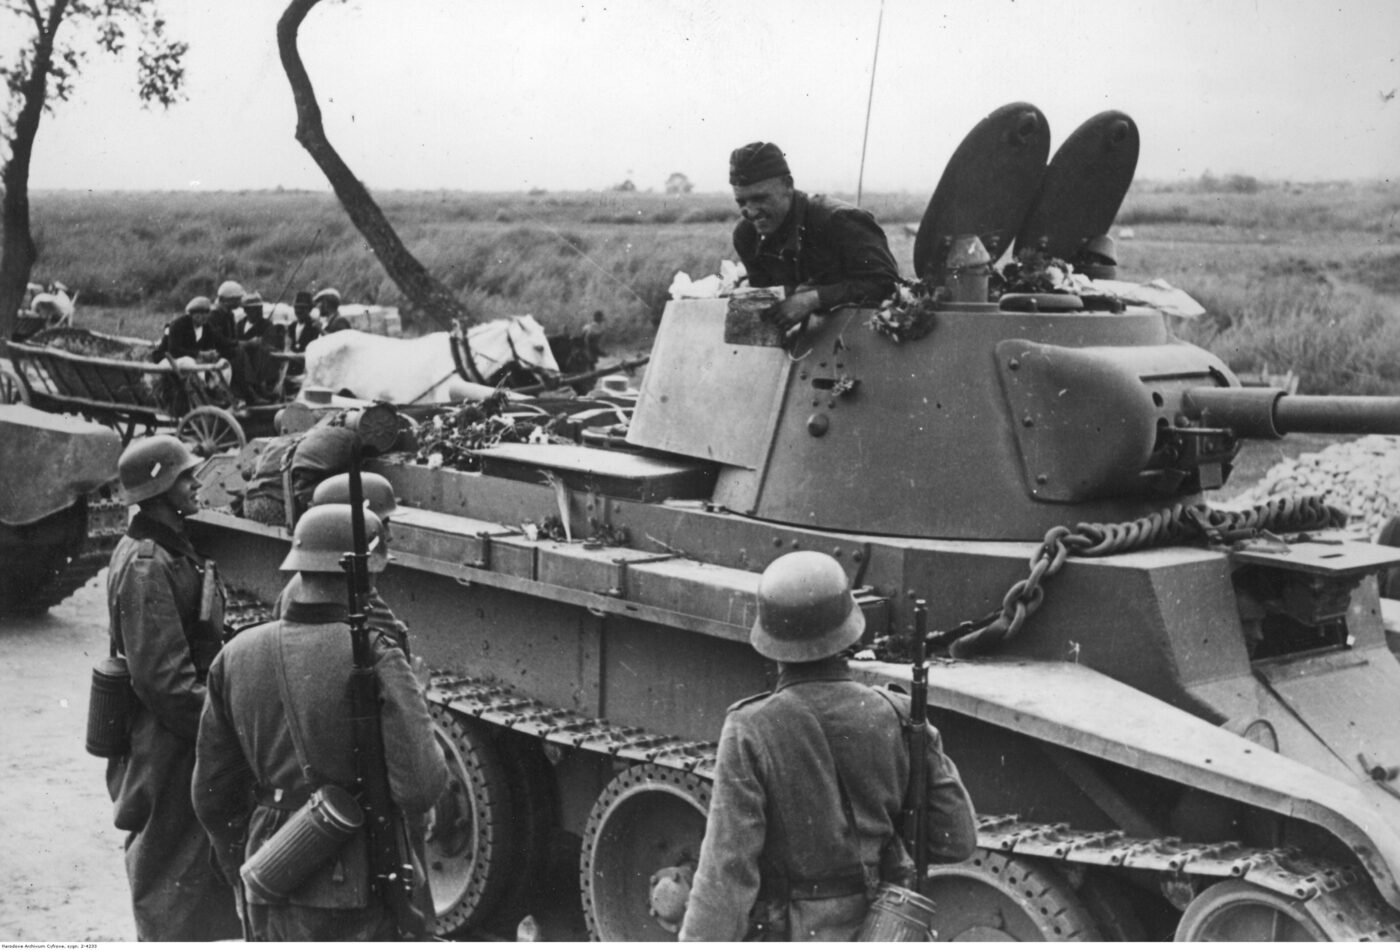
[14, 0, 1400, 194]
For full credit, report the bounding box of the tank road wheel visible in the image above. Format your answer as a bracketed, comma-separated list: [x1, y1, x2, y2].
[482, 734, 557, 932]
[580, 763, 711, 941]
[923, 848, 1101, 941]
[0, 367, 27, 404]
[1173, 879, 1326, 941]
[177, 405, 246, 456]
[426, 709, 517, 937]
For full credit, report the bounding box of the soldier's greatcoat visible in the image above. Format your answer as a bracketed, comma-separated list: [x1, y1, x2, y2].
[105, 511, 241, 941]
[192, 601, 448, 941]
[679, 657, 977, 942]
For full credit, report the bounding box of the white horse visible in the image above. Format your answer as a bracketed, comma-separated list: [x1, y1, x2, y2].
[301, 316, 560, 405]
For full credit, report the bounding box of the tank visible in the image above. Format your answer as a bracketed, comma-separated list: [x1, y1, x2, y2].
[0, 404, 125, 612]
[189, 103, 1400, 941]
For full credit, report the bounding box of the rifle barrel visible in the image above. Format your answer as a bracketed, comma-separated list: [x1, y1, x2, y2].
[906, 600, 930, 889]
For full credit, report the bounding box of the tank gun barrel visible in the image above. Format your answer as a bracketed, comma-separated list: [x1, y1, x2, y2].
[1184, 387, 1400, 439]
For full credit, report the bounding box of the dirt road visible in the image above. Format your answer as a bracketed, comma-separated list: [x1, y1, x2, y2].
[0, 572, 135, 942]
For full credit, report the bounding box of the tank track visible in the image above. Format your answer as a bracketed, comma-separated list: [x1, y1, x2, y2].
[203, 602, 1400, 941]
[977, 816, 1400, 940]
[16, 494, 126, 613]
[419, 671, 1400, 940]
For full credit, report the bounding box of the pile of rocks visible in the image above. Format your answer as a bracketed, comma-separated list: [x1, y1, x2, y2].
[1226, 435, 1400, 540]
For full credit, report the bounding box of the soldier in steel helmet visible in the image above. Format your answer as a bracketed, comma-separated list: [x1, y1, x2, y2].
[679, 551, 976, 942]
[729, 142, 900, 339]
[192, 503, 448, 941]
[270, 471, 409, 653]
[104, 435, 241, 941]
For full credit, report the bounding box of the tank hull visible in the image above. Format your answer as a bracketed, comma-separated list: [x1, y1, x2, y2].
[192, 442, 1400, 939]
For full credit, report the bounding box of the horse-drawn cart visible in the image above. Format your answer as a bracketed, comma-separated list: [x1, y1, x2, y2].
[4, 328, 297, 455]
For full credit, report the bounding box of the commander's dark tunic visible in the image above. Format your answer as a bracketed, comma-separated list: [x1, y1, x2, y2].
[732, 191, 900, 310]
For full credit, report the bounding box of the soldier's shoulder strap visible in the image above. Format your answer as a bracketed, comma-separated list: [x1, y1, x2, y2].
[872, 684, 911, 723]
[726, 690, 772, 714]
[136, 538, 157, 558]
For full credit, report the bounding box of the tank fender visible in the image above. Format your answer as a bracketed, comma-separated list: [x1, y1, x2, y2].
[0, 405, 121, 525]
[852, 656, 1400, 909]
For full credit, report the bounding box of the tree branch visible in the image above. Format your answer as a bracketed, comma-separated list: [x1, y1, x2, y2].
[277, 0, 470, 333]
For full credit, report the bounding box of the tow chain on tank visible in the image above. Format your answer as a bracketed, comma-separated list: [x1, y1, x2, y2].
[975, 816, 1400, 940]
[944, 495, 1348, 658]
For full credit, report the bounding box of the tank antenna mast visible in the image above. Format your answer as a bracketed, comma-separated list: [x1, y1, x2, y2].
[856, 0, 886, 207]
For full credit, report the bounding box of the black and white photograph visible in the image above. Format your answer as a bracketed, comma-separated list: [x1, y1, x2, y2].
[2, 0, 1399, 942]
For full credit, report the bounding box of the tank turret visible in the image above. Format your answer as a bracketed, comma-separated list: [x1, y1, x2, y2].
[630, 302, 1400, 540]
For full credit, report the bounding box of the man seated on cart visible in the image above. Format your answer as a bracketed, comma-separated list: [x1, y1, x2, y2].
[236, 290, 285, 401]
[151, 296, 264, 406]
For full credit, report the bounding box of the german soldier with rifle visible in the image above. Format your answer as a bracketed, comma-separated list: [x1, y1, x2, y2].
[679, 552, 976, 941]
[192, 495, 447, 940]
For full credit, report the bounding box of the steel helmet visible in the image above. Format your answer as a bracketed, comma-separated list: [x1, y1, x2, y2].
[279, 503, 389, 574]
[118, 435, 201, 505]
[216, 280, 245, 301]
[185, 295, 213, 315]
[312, 287, 341, 306]
[311, 472, 400, 520]
[750, 551, 864, 662]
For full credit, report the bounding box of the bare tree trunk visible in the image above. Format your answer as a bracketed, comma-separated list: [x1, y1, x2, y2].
[277, 0, 471, 333]
[0, 1, 70, 350]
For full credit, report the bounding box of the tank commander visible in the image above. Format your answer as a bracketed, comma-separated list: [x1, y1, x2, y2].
[271, 471, 410, 654]
[192, 503, 448, 941]
[316, 287, 352, 334]
[729, 141, 900, 337]
[104, 435, 241, 941]
[679, 551, 977, 941]
[289, 289, 322, 353]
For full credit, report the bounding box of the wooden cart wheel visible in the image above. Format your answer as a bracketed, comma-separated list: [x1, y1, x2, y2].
[177, 405, 246, 456]
[0, 368, 27, 405]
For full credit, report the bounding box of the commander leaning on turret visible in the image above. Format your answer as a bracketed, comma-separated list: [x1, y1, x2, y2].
[729, 141, 900, 336]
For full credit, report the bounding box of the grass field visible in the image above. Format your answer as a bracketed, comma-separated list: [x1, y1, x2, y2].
[25, 176, 1400, 395]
